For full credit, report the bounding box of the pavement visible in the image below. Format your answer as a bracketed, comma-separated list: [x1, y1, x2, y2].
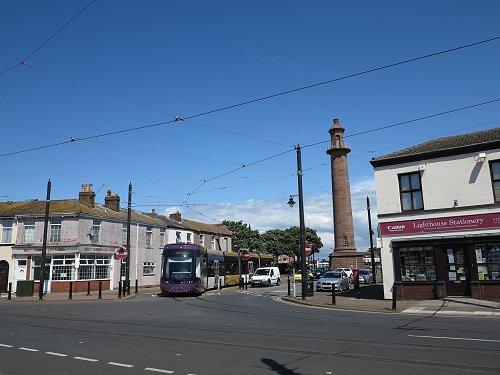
[2, 283, 500, 317]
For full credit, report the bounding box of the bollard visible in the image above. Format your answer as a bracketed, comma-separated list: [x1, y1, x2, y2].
[219, 279, 222, 290]
[392, 284, 397, 311]
[87, 281, 91, 296]
[331, 290, 336, 305]
[287, 277, 291, 297]
[135, 279, 139, 294]
[98, 281, 102, 299]
[8, 282, 12, 300]
[68, 282, 73, 300]
[118, 280, 122, 298]
[122, 281, 126, 297]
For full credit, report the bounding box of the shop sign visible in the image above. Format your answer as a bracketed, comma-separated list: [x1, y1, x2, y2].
[380, 212, 500, 236]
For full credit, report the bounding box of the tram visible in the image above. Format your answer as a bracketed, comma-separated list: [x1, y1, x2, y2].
[160, 243, 275, 295]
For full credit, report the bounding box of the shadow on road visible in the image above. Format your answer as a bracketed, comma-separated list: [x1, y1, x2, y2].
[262, 358, 301, 375]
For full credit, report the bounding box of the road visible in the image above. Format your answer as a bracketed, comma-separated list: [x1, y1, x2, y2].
[1, 285, 499, 375]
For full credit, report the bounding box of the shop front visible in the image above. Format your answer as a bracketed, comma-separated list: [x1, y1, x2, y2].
[12, 245, 116, 294]
[381, 212, 500, 301]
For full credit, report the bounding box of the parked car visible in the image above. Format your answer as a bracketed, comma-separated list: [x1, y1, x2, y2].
[358, 269, 373, 284]
[294, 270, 314, 282]
[316, 271, 350, 292]
[334, 267, 353, 280]
[312, 267, 329, 279]
[250, 267, 281, 287]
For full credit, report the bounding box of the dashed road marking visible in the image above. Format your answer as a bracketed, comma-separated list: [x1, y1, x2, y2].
[0, 344, 13, 348]
[145, 368, 175, 373]
[108, 361, 134, 368]
[46, 351, 68, 357]
[74, 356, 98, 362]
[409, 334, 500, 343]
[19, 347, 38, 352]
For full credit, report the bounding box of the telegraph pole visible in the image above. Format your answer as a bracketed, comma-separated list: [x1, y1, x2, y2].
[39, 179, 51, 300]
[126, 182, 132, 295]
[367, 196, 376, 284]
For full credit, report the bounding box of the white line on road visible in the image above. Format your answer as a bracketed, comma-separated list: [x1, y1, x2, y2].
[46, 352, 68, 357]
[409, 334, 500, 343]
[108, 362, 134, 368]
[74, 356, 98, 362]
[0, 344, 13, 348]
[145, 368, 175, 374]
[19, 347, 38, 352]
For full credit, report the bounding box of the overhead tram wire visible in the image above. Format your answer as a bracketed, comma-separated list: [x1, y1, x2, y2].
[3, 35, 500, 157]
[0, 0, 97, 77]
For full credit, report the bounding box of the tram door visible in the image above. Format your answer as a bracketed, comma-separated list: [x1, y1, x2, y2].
[214, 260, 220, 289]
[444, 246, 471, 296]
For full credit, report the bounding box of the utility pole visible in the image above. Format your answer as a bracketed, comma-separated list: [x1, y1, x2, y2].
[39, 179, 51, 300]
[367, 196, 376, 284]
[126, 182, 132, 295]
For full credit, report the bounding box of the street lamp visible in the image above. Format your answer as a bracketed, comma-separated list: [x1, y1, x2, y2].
[287, 144, 307, 300]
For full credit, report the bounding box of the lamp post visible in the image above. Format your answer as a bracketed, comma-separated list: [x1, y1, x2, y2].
[287, 144, 307, 300]
[367, 196, 376, 284]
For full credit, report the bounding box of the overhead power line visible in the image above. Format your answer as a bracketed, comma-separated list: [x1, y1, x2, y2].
[0, 0, 96, 76]
[2, 35, 500, 157]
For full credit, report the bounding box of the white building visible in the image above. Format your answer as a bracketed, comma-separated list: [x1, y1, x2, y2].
[370, 127, 500, 301]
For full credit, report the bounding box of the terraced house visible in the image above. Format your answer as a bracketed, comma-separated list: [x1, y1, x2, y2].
[0, 184, 195, 295]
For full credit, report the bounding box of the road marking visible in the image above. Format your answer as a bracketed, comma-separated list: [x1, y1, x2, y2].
[19, 347, 38, 352]
[74, 356, 98, 362]
[145, 368, 175, 374]
[0, 344, 13, 348]
[409, 334, 500, 343]
[108, 362, 134, 368]
[46, 352, 67, 357]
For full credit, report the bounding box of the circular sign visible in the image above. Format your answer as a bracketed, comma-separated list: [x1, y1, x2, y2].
[240, 250, 250, 261]
[305, 243, 312, 256]
[116, 247, 127, 260]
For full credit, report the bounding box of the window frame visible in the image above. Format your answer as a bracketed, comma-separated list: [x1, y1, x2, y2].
[146, 226, 153, 248]
[24, 218, 35, 243]
[49, 218, 62, 243]
[1, 219, 13, 243]
[398, 171, 424, 211]
[490, 160, 500, 203]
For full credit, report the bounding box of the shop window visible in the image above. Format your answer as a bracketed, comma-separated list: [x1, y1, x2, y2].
[79, 255, 111, 280]
[399, 172, 424, 211]
[399, 246, 436, 281]
[475, 244, 500, 280]
[52, 255, 75, 281]
[491, 161, 500, 203]
[31, 256, 51, 281]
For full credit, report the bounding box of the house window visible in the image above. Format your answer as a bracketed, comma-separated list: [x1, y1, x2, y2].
[92, 220, 101, 243]
[1, 219, 13, 243]
[491, 161, 500, 203]
[24, 219, 35, 243]
[146, 226, 153, 248]
[223, 237, 228, 252]
[475, 243, 500, 280]
[211, 235, 216, 250]
[399, 246, 436, 281]
[50, 218, 62, 243]
[143, 262, 155, 275]
[200, 234, 205, 246]
[187, 232, 192, 244]
[399, 172, 423, 211]
[160, 228, 165, 248]
[122, 223, 128, 245]
[176, 231, 182, 243]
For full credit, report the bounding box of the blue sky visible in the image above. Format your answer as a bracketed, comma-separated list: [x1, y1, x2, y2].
[2, 1, 500, 260]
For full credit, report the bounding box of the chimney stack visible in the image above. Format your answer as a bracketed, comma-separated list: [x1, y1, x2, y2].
[169, 211, 182, 222]
[104, 190, 120, 211]
[79, 184, 95, 207]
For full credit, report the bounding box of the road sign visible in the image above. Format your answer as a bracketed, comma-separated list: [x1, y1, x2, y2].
[305, 243, 312, 256]
[240, 250, 250, 261]
[116, 247, 127, 260]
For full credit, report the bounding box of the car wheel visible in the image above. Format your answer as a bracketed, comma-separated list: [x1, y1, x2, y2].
[276, 278, 280, 286]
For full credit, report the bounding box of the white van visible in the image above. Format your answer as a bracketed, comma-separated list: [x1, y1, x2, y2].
[250, 267, 281, 287]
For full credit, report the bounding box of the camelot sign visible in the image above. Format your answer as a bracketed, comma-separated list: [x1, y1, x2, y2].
[380, 212, 500, 236]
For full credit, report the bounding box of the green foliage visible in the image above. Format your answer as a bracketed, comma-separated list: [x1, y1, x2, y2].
[224, 220, 323, 257]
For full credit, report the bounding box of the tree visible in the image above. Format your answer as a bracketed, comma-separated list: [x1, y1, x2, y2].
[222, 220, 262, 253]
[261, 226, 323, 258]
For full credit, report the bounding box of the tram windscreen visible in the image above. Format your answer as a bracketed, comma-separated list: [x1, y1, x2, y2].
[165, 254, 193, 281]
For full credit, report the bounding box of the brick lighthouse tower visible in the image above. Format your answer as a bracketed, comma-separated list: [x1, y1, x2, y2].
[326, 118, 362, 268]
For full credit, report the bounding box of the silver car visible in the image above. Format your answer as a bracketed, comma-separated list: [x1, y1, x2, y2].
[358, 269, 373, 284]
[316, 271, 350, 292]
